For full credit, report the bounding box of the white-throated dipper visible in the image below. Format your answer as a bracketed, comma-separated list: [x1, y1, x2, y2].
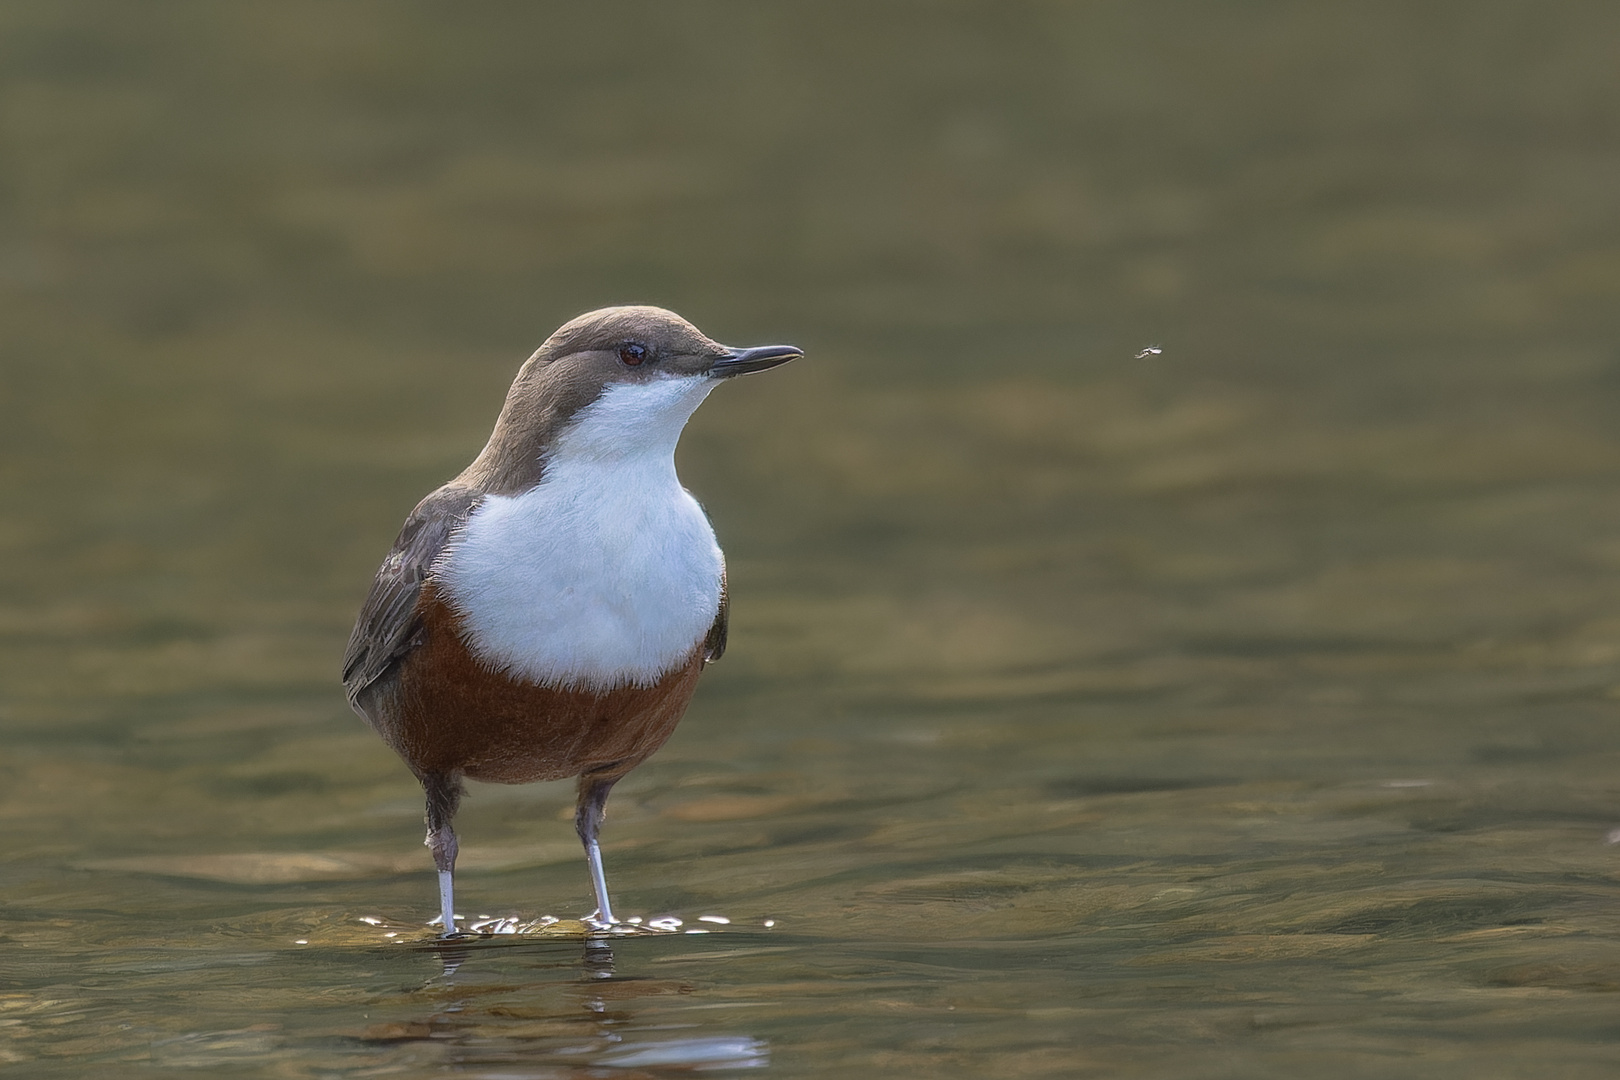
[341, 306, 801, 935]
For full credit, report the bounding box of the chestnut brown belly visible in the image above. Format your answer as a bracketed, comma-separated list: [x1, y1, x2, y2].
[383, 589, 706, 785]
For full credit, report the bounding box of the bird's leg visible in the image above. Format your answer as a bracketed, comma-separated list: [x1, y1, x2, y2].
[423, 771, 464, 936]
[575, 773, 621, 928]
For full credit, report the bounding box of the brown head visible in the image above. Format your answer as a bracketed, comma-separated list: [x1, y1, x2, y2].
[456, 306, 801, 494]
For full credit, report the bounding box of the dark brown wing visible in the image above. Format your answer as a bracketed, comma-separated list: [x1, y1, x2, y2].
[341, 484, 483, 713]
[703, 565, 728, 663]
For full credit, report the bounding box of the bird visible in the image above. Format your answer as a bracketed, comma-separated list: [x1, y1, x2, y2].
[340, 305, 801, 936]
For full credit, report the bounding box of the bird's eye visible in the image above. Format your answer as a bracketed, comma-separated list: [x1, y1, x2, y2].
[618, 343, 648, 366]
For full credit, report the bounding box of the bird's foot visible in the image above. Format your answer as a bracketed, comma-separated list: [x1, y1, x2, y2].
[583, 909, 619, 933]
[428, 913, 469, 939]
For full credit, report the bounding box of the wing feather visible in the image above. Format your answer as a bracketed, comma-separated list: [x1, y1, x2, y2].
[341, 484, 483, 710]
[703, 565, 729, 663]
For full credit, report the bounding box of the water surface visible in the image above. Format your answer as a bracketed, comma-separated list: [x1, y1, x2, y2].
[3, 3, 1620, 1076]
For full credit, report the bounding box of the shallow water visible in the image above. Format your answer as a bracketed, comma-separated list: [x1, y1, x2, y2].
[4, 3, 1620, 1076]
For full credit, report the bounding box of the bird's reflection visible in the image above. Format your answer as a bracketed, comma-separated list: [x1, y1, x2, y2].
[582, 937, 616, 979]
[359, 935, 768, 1074]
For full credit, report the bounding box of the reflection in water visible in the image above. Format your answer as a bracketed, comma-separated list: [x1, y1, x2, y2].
[363, 938, 769, 1075]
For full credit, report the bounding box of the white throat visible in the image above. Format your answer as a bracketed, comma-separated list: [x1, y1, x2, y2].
[437, 375, 725, 689]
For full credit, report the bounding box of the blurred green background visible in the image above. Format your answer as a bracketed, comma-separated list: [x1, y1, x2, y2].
[3, 3, 1620, 1077]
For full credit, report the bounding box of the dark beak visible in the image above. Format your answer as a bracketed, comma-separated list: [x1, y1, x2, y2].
[709, 344, 803, 378]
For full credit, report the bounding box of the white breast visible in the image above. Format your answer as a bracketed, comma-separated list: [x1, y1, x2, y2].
[436, 376, 725, 690]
